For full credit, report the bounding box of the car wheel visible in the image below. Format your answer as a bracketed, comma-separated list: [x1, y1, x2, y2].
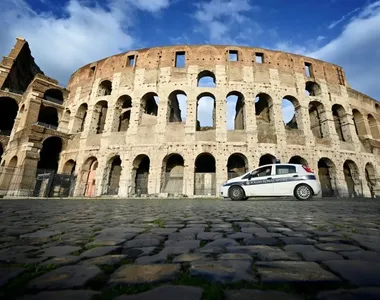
[294, 184, 313, 201]
[229, 186, 246, 201]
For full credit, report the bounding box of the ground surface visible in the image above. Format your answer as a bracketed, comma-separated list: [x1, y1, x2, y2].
[0, 198, 379, 300]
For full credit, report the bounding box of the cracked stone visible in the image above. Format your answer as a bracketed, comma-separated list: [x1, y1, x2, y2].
[81, 254, 127, 265]
[168, 233, 196, 241]
[322, 260, 380, 286]
[173, 253, 212, 263]
[225, 289, 304, 300]
[18, 290, 101, 300]
[114, 285, 203, 300]
[80, 246, 120, 258]
[21, 230, 61, 239]
[39, 246, 81, 257]
[28, 265, 103, 290]
[197, 232, 223, 240]
[124, 239, 160, 248]
[315, 243, 363, 252]
[135, 254, 167, 264]
[243, 237, 279, 246]
[203, 239, 239, 249]
[0, 267, 25, 288]
[122, 247, 156, 258]
[283, 245, 317, 252]
[190, 260, 256, 283]
[109, 264, 180, 285]
[218, 253, 253, 262]
[41, 256, 80, 266]
[340, 251, 380, 262]
[301, 251, 343, 261]
[280, 237, 317, 245]
[256, 261, 340, 284]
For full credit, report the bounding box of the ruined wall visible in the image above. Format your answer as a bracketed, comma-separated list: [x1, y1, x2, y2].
[58, 45, 380, 198]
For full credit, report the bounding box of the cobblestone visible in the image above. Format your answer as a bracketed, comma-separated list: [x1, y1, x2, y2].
[0, 198, 379, 299]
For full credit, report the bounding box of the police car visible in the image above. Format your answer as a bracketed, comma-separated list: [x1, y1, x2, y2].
[220, 163, 321, 201]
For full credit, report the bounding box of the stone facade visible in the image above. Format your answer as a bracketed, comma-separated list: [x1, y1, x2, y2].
[1, 38, 380, 198]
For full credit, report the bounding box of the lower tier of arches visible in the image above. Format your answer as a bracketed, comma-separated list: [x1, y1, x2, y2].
[58, 147, 380, 199]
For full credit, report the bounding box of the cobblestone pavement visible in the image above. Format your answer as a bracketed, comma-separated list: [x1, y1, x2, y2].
[0, 198, 380, 300]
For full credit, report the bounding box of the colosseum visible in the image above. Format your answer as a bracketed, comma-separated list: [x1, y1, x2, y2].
[0, 37, 379, 199]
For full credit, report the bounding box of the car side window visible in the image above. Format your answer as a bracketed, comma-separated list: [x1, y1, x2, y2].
[251, 166, 272, 178]
[276, 165, 296, 175]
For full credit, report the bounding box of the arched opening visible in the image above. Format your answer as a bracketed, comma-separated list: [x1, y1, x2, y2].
[0, 97, 18, 135]
[352, 109, 367, 136]
[289, 156, 308, 165]
[44, 89, 64, 104]
[259, 154, 276, 167]
[309, 101, 326, 138]
[255, 93, 272, 124]
[73, 103, 88, 133]
[368, 114, 380, 139]
[92, 101, 108, 134]
[63, 160, 76, 175]
[194, 153, 216, 195]
[37, 136, 62, 172]
[133, 155, 150, 195]
[168, 91, 187, 122]
[226, 92, 245, 130]
[343, 160, 360, 198]
[305, 81, 321, 96]
[97, 80, 112, 96]
[197, 70, 216, 88]
[37, 105, 59, 128]
[140, 93, 159, 126]
[0, 143, 3, 162]
[8, 156, 17, 168]
[105, 156, 122, 195]
[196, 93, 215, 131]
[318, 158, 336, 197]
[161, 154, 184, 194]
[113, 95, 132, 132]
[332, 104, 347, 141]
[82, 157, 98, 197]
[376, 103, 380, 114]
[282, 96, 299, 130]
[365, 162, 376, 198]
[227, 153, 248, 179]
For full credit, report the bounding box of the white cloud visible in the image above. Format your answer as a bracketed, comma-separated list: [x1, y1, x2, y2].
[309, 0, 380, 100]
[193, 0, 261, 44]
[0, 0, 172, 86]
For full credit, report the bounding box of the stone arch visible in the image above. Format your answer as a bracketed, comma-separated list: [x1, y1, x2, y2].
[255, 93, 272, 124]
[309, 101, 327, 138]
[282, 95, 300, 130]
[289, 156, 308, 165]
[82, 157, 98, 197]
[0, 143, 3, 162]
[37, 105, 59, 128]
[0, 97, 18, 135]
[343, 160, 360, 198]
[91, 101, 108, 134]
[318, 158, 336, 197]
[140, 93, 159, 125]
[196, 92, 215, 131]
[73, 103, 88, 133]
[8, 156, 18, 168]
[19, 105, 25, 115]
[352, 109, 367, 136]
[197, 70, 216, 88]
[194, 152, 216, 195]
[43, 89, 63, 103]
[259, 153, 276, 166]
[132, 154, 150, 195]
[104, 156, 122, 195]
[37, 136, 62, 172]
[227, 153, 248, 179]
[226, 91, 245, 130]
[305, 81, 321, 96]
[376, 103, 380, 114]
[113, 95, 132, 132]
[168, 90, 187, 122]
[161, 153, 184, 194]
[365, 162, 377, 198]
[332, 104, 348, 141]
[97, 80, 112, 96]
[367, 114, 380, 139]
[63, 159, 76, 175]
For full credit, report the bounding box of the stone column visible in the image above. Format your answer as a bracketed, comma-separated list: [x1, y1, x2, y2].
[118, 154, 130, 197]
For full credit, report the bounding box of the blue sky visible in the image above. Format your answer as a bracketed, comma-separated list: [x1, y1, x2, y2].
[1, 0, 380, 127]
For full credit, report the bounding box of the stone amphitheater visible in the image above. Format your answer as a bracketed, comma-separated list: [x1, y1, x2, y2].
[0, 37, 379, 198]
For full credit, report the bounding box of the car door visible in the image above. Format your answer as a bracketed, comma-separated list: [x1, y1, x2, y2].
[243, 165, 274, 196]
[272, 165, 299, 196]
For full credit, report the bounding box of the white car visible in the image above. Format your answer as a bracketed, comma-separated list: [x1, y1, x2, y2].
[220, 163, 321, 201]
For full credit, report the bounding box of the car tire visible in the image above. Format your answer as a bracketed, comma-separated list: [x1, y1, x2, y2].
[229, 186, 246, 201]
[294, 184, 313, 201]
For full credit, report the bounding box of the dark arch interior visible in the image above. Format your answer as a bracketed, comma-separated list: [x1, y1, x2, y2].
[305, 81, 321, 96]
[289, 156, 308, 165]
[0, 97, 18, 134]
[99, 80, 112, 96]
[197, 71, 216, 87]
[259, 154, 276, 166]
[38, 105, 59, 127]
[37, 137, 62, 172]
[107, 156, 122, 195]
[143, 93, 158, 116]
[134, 155, 150, 194]
[166, 154, 184, 172]
[136, 156, 150, 173]
[0, 143, 3, 162]
[195, 154, 216, 173]
[121, 96, 132, 108]
[255, 93, 271, 122]
[44, 89, 63, 102]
